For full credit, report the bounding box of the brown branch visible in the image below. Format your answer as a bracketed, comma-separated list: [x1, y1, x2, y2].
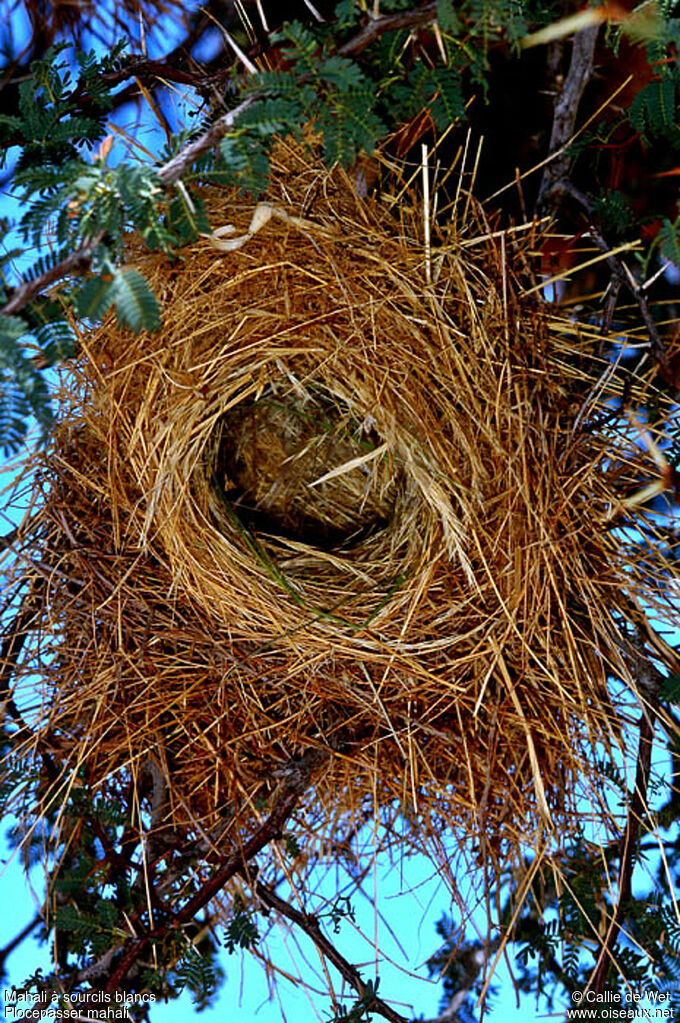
[1, 237, 104, 318]
[338, 3, 437, 57]
[537, 25, 599, 211]
[0, 913, 42, 973]
[156, 96, 254, 186]
[589, 708, 656, 994]
[0, 525, 19, 551]
[587, 227, 670, 375]
[255, 881, 410, 1023]
[547, 177, 671, 374]
[103, 750, 326, 993]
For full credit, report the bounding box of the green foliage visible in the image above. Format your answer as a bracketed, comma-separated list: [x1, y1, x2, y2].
[427, 915, 489, 1017]
[74, 274, 116, 321]
[54, 898, 122, 958]
[165, 187, 211, 244]
[284, 831, 302, 859]
[326, 978, 380, 1023]
[0, 314, 52, 452]
[172, 944, 221, 1008]
[625, 12, 680, 148]
[593, 189, 633, 237]
[334, 0, 360, 27]
[224, 23, 392, 191]
[74, 265, 160, 331]
[223, 896, 260, 954]
[219, 131, 273, 196]
[73, 263, 161, 331]
[35, 321, 77, 366]
[660, 672, 680, 704]
[110, 268, 161, 333]
[507, 795, 680, 1006]
[390, 63, 465, 132]
[437, 0, 462, 33]
[1, 41, 125, 167]
[658, 218, 680, 269]
[630, 73, 680, 148]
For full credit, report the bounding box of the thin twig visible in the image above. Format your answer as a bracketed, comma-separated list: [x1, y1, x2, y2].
[255, 881, 410, 1023]
[0, 913, 42, 973]
[587, 227, 670, 373]
[0, 587, 58, 784]
[2, 238, 103, 318]
[548, 177, 671, 373]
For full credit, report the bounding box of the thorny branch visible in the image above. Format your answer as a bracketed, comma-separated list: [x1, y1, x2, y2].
[587, 225, 670, 374]
[1, 238, 104, 318]
[255, 881, 410, 1023]
[554, 177, 672, 373]
[538, 26, 671, 372]
[0, 913, 42, 975]
[156, 96, 254, 186]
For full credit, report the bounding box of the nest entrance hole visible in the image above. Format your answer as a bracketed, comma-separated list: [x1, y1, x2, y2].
[214, 388, 398, 550]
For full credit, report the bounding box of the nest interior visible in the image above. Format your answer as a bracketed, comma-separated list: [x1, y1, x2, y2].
[15, 138, 678, 871]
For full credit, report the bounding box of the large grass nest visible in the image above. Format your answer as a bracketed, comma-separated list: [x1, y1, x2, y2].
[9, 138, 680, 879]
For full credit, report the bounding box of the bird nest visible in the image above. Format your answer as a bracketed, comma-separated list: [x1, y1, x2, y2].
[7, 138, 679, 878]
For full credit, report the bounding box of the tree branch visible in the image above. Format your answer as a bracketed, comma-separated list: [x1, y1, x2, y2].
[537, 26, 599, 211]
[0, 525, 19, 551]
[546, 177, 672, 375]
[0, 586, 59, 784]
[587, 226, 670, 375]
[338, 4, 437, 57]
[102, 750, 326, 992]
[0, 913, 42, 974]
[1, 239, 103, 318]
[156, 96, 254, 186]
[255, 880, 410, 1023]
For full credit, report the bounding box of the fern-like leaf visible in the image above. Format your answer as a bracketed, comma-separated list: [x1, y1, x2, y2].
[74, 276, 115, 321]
[112, 268, 160, 332]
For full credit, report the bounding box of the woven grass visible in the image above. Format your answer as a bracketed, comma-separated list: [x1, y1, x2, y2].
[8, 137, 680, 885]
